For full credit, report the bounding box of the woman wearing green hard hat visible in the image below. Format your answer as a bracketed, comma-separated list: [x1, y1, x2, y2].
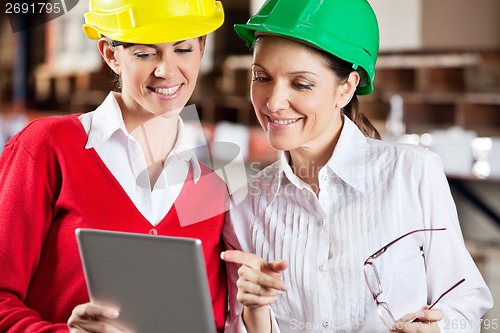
[0, 0, 229, 332]
[222, 0, 493, 332]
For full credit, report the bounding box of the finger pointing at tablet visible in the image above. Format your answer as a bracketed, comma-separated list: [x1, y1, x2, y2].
[221, 250, 289, 306]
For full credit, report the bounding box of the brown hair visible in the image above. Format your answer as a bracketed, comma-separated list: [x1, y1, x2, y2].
[313, 46, 381, 139]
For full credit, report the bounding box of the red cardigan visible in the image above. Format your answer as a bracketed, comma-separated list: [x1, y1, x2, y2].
[0, 115, 228, 332]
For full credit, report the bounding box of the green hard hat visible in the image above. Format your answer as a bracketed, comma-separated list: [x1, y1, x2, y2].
[235, 0, 379, 95]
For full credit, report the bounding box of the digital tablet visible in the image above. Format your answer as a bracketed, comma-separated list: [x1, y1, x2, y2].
[75, 228, 216, 333]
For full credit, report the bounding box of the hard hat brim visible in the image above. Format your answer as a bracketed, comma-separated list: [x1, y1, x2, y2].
[234, 22, 374, 95]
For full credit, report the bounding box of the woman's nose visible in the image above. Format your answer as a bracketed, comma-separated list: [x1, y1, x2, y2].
[266, 83, 289, 112]
[154, 59, 176, 79]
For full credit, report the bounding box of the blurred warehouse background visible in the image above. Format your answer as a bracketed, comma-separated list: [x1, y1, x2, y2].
[0, 0, 499, 329]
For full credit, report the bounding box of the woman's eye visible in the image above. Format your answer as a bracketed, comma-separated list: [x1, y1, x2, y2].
[252, 74, 270, 82]
[292, 82, 313, 90]
[175, 48, 193, 53]
[135, 52, 156, 59]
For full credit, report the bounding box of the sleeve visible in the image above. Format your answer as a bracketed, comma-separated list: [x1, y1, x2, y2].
[419, 152, 494, 333]
[0, 137, 67, 332]
[222, 197, 281, 333]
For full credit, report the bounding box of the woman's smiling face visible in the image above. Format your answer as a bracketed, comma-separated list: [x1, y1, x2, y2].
[112, 38, 205, 118]
[250, 35, 346, 152]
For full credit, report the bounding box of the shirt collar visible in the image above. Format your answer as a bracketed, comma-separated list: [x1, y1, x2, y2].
[267, 115, 367, 203]
[265, 151, 309, 204]
[85, 92, 126, 149]
[85, 92, 201, 183]
[326, 115, 367, 193]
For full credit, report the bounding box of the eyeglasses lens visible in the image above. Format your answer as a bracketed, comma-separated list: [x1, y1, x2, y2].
[364, 263, 381, 296]
[377, 301, 397, 330]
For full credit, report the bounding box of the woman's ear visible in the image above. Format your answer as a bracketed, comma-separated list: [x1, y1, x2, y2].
[97, 38, 121, 75]
[198, 35, 207, 57]
[336, 71, 360, 108]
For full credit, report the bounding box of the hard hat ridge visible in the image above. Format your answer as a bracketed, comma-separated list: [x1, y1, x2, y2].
[235, 0, 379, 95]
[83, 0, 224, 45]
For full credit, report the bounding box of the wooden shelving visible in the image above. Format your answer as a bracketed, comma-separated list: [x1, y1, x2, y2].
[360, 51, 500, 136]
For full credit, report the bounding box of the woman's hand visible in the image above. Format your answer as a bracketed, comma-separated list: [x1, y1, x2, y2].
[68, 302, 127, 333]
[392, 307, 444, 333]
[221, 250, 288, 333]
[221, 250, 288, 307]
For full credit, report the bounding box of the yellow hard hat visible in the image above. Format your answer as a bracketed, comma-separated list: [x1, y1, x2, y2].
[82, 0, 224, 44]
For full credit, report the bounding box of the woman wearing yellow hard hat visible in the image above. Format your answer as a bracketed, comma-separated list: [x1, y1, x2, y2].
[0, 1, 229, 332]
[221, 0, 493, 332]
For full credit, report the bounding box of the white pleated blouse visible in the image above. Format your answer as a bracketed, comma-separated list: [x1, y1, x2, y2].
[224, 116, 493, 333]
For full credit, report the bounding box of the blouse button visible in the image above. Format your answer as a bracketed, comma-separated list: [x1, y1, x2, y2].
[319, 264, 327, 272]
[322, 319, 330, 328]
[321, 174, 328, 182]
[149, 228, 158, 236]
[320, 219, 327, 227]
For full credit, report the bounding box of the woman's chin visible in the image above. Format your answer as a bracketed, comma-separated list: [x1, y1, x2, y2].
[267, 138, 295, 152]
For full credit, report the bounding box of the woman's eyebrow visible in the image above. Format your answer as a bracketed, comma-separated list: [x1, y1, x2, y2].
[124, 43, 158, 50]
[288, 70, 318, 76]
[130, 40, 190, 50]
[252, 62, 266, 70]
[252, 63, 317, 76]
[173, 40, 188, 46]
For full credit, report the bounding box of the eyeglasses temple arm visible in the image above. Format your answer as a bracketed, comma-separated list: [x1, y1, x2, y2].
[410, 278, 465, 324]
[366, 228, 447, 261]
[428, 278, 466, 310]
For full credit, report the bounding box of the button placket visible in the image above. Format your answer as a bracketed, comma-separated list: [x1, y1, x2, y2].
[314, 210, 332, 329]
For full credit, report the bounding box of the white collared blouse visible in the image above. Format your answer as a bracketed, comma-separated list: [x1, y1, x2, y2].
[224, 116, 493, 333]
[79, 92, 201, 226]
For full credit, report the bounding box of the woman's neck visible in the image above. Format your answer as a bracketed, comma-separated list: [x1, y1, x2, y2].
[116, 93, 180, 189]
[288, 149, 328, 196]
[133, 117, 179, 165]
[289, 122, 343, 196]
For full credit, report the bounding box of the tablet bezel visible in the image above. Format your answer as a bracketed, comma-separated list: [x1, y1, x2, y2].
[75, 228, 216, 333]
